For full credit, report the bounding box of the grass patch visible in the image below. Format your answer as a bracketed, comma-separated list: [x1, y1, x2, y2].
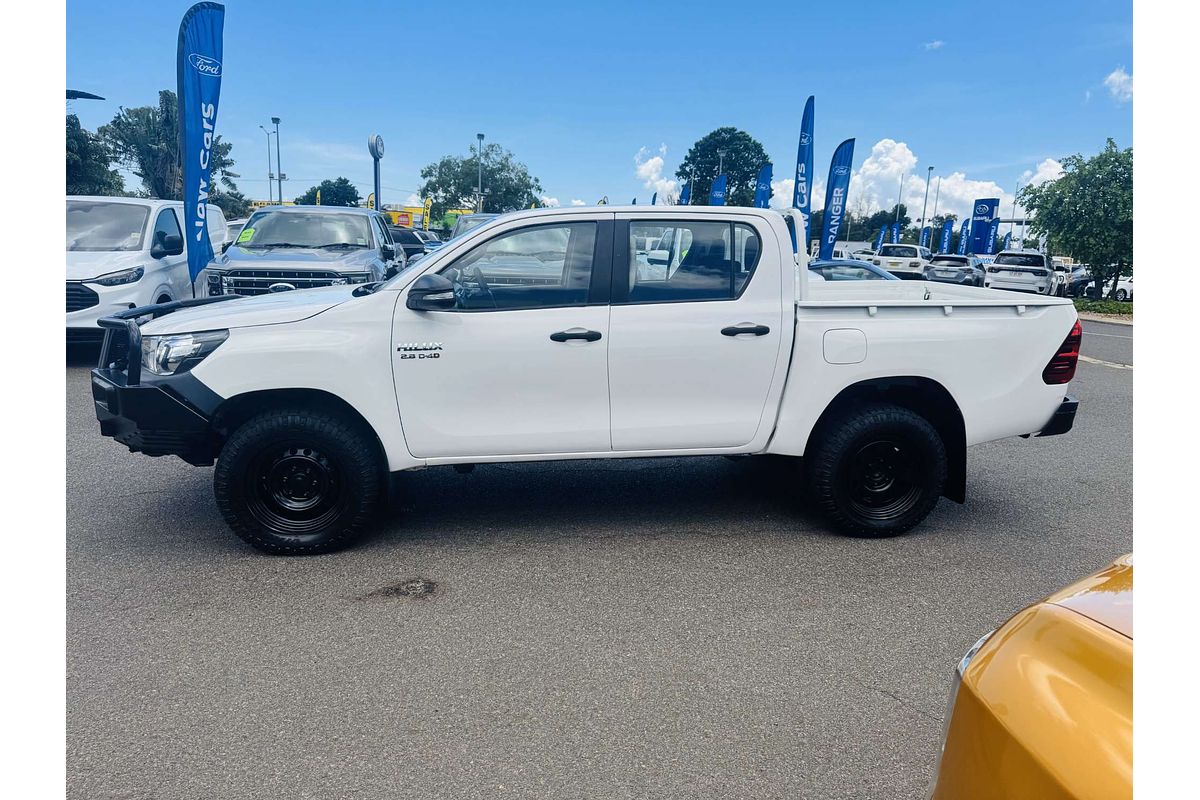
[1074, 298, 1132, 316]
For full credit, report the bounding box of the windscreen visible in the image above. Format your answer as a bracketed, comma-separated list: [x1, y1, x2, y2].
[66, 201, 150, 251]
[237, 211, 372, 249]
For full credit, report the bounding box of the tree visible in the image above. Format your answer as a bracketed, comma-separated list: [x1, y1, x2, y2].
[99, 89, 239, 200]
[419, 143, 543, 220]
[675, 128, 770, 207]
[295, 177, 361, 207]
[210, 187, 252, 219]
[1019, 139, 1132, 298]
[67, 114, 124, 196]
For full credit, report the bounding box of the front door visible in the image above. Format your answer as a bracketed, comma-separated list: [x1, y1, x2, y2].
[391, 216, 614, 459]
[607, 215, 785, 451]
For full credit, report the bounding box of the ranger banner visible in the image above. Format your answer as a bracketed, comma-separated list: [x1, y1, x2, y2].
[818, 139, 854, 260]
[177, 1, 225, 285]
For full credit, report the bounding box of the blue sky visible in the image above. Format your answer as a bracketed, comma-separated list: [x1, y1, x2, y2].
[66, 0, 1132, 222]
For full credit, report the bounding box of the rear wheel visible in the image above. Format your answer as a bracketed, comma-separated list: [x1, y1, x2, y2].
[806, 403, 946, 537]
[1116, 289, 1128, 302]
[214, 408, 383, 554]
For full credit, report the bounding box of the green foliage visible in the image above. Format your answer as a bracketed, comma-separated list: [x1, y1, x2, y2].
[98, 89, 239, 200]
[1020, 139, 1132, 298]
[676, 128, 770, 207]
[1074, 298, 1132, 316]
[210, 187, 252, 219]
[294, 177, 361, 207]
[418, 143, 543, 221]
[66, 114, 124, 196]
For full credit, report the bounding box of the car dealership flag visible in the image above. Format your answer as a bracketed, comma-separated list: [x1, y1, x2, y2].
[970, 197, 999, 254]
[679, 183, 691, 206]
[710, 174, 728, 206]
[818, 139, 854, 260]
[1002, 231, 1012, 251]
[875, 225, 887, 250]
[920, 225, 931, 248]
[986, 218, 1002, 254]
[890, 222, 900, 244]
[939, 219, 954, 254]
[957, 219, 970, 254]
[651, 192, 657, 206]
[791, 96, 814, 249]
[753, 163, 773, 209]
[177, 1, 225, 285]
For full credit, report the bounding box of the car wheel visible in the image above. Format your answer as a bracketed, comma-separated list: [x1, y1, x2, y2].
[806, 403, 946, 538]
[214, 408, 384, 554]
[1116, 289, 1128, 302]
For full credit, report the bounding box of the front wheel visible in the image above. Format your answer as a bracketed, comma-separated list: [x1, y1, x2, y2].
[806, 403, 947, 537]
[1116, 289, 1128, 302]
[214, 408, 384, 554]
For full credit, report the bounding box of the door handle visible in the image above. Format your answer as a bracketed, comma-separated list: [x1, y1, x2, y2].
[721, 324, 770, 337]
[550, 329, 602, 343]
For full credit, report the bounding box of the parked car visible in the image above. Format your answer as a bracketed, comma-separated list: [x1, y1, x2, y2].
[199, 206, 405, 297]
[222, 218, 249, 252]
[1069, 265, 1093, 297]
[388, 226, 428, 262]
[450, 212, 500, 238]
[1115, 276, 1133, 301]
[849, 248, 878, 261]
[930, 555, 1131, 799]
[90, 205, 1079, 554]
[925, 254, 984, 287]
[414, 229, 445, 254]
[984, 249, 1055, 294]
[807, 258, 899, 281]
[871, 243, 933, 280]
[67, 196, 227, 342]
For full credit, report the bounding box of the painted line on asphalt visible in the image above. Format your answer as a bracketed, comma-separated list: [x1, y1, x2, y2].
[1079, 355, 1132, 370]
[1084, 331, 1133, 339]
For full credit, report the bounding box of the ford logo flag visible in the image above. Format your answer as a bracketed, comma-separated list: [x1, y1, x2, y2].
[791, 96, 815, 249]
[709, 174, 728, 206]
[818, 138, 855, 260]
[753, 163, 773, 209]
[177, 2, 225, 286]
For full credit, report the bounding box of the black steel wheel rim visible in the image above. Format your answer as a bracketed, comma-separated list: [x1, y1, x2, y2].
[247, 445, 345, 535]
[844, 438, 924, 521]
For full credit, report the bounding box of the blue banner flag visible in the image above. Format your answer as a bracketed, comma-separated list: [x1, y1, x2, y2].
[753, 163, 773, 209]
[631, 198, 637, 205]
[678, 183, 690, 206]
[919, 226, 931, 248]
[957, 219, 970, 254]
[177, 2, 225, 285]
[938, 219, 954, 254]
[710, 174, 728, 206]
[1002, 231, 1012, 251]
[986, 218, 1001, 254]
[818, 139, 854, 260]
[651, 192, 657, 206]
[891, 222, 900, 244]
[791, 96, 815, 249]
[875, 225, 887, 251]
[970, 197, 999, 254]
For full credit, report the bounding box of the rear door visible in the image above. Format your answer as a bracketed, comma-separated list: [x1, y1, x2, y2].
[606, 213, 787, 451]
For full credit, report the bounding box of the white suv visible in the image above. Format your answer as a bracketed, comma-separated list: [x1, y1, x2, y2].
[872, 243, 933, 280]
[67, 196, 226, 342]
[984, 250, 1054, 294]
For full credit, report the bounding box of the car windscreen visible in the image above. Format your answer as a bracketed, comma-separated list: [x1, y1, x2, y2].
[878, 245, 917, 258]
[454, 216, 494, 236]
[67, 201, 150, 251]
[237, 211, 372, 249]
[994, 253, 1046, 267]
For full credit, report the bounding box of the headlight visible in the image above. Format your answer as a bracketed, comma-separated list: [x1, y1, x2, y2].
[89, 266, 144, 286]
[957, 629, 996, 678]
[206, 272, 225, 295]
[140, 330, 229, 376]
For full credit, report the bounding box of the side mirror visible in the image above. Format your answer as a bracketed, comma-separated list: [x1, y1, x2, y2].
[381, 244, 397, 261]
[151, 232, 184, 259]
[406, 273, 456, 310]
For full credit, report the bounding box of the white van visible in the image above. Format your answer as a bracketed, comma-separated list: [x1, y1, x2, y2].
[67, 196, 226, 341]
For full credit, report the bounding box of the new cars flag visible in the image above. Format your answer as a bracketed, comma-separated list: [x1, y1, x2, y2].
[177, 1, 225, 284]
[753, 163, 773, 209]
[791, 96, 814, 248]
[957, 219, 970, 254]
[818, 139, 854, 260]
[710, 174, 728, 206]
[939, 219, 954, 253]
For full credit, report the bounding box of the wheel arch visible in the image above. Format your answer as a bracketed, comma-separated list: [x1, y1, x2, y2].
[210, 388, 389, 477]
[805, 376, 967, 503]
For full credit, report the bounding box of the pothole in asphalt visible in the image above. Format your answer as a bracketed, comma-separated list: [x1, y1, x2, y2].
[357, 578, 439, 601]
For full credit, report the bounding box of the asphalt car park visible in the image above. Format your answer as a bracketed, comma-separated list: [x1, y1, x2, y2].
[65, 319, 1130, 800]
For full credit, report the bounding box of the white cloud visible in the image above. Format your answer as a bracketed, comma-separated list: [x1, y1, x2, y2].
[404, 193, 422, 206]
[1020, 158, 1064, 187]
[923, 40, 945, 51]
[539, 196, 560, 207]
[570, 199, 586, 206]
[1084, 89, 1092, 104]
[1103, 67, 1132, 102]
[633, 144, 679, 199]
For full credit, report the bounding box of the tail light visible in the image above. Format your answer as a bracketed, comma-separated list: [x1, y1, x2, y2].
[988, 266, 1000, 273]
[1043, 319, 1082, 384]
[909, 260, 921, 267]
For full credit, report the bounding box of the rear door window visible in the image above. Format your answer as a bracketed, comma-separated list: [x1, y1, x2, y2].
[621, 220, 762, 303]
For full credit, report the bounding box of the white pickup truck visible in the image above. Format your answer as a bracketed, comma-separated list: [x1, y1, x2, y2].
[90, 206, 1081, 554]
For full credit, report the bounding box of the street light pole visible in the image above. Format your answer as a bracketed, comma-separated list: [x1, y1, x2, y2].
[717, 148, 727, 175]
[919, 166, 934, 239]
[476, 133, 485, 213]
[895, 173, 906, 227]
[272, 117, 282, 204]
[931, 176, 941, 222]
[259, 125, 274, 204]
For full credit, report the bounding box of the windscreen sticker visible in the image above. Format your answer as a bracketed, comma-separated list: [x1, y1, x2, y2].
[236, 227, 254, 243]
[356, 237, 367, 245]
